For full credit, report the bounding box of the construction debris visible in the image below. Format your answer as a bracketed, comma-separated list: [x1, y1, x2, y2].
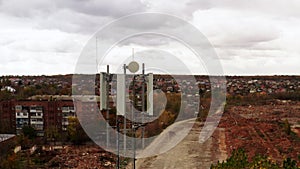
[46, 145, 116, 169]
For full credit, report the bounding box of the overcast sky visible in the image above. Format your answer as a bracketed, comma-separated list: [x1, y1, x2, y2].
[1, 0, 300, 75]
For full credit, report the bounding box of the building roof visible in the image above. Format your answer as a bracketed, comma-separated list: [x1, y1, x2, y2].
[0, 134, 15, 142]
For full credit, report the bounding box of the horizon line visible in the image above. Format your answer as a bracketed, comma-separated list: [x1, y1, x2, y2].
[1, 73, 300, 77]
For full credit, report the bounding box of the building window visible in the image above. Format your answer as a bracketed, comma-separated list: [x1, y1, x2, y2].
[15, 105, 22, 110]
[62, 107, 68, 111]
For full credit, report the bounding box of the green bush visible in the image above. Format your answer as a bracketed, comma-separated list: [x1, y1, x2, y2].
[211, 149, 299, 169]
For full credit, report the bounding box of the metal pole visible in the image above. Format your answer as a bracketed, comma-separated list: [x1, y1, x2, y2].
[142, 63, 145, 149]
[123, 64, 127, 156]
[106, 65, 110, 148]
[133, 125, 136, 169]
[96, 37, 98, 72]
[132, 75, 135, 169]
[132, 48, 134, 61]
[117, 118, 120, 169]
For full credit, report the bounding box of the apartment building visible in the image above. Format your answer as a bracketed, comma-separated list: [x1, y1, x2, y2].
[0, 98, 77, 136]
[15, 101, 50, 136]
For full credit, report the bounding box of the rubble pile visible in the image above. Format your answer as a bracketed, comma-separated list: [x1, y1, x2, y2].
[46, 145, 116, 169]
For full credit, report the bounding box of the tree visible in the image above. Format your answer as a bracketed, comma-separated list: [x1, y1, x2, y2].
[45, 126, 61, 145]
[17, 134, 31, 149]
[67, 117, 89, 144]
[22, 126, 36, 139]
[0, 90, 13, 101]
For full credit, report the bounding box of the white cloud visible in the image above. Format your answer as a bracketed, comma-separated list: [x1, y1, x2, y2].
[190, 6, 300, 75]
[0, 0, 300, 75]
[0, 13, 88, 75]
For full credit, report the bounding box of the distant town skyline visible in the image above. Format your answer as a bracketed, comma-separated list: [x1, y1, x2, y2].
[1, 0, 300, 75]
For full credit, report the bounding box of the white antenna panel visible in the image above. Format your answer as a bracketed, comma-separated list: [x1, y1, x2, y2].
[100, 72, 107, 110]
[147, 73, 153, 116]
[117, 74, 126, 115]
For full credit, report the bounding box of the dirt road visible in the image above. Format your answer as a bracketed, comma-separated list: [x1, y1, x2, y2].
[134, 120, 227, 169]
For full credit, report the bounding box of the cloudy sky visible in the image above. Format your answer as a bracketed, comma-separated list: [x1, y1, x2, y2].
[1, 0, 300, 75]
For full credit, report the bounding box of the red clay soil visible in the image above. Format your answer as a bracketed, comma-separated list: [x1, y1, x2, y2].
[218, 100, 300, 164]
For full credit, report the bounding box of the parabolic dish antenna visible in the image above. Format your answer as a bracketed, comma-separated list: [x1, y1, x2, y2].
[127, 61, 139, 73]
